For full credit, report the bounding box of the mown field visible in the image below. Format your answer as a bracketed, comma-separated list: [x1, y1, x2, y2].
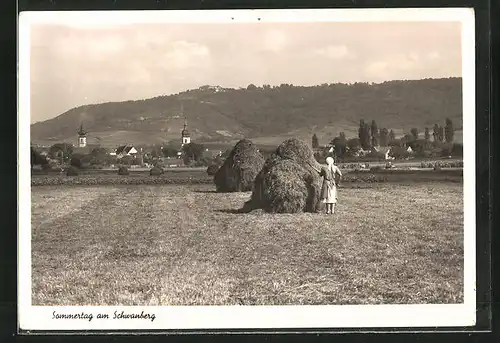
[31, 180, 464, 306]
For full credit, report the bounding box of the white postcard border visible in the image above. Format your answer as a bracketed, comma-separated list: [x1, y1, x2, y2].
[18, 8, 477, 331]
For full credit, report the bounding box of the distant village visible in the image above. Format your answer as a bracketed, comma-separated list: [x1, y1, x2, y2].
[31, 119, 225, 170]
[31, 114, 462, 173]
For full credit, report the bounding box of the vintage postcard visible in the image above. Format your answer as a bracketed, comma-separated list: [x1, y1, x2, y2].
[18, 8, 476, 331]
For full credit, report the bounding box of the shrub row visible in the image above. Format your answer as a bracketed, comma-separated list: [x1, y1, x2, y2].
[338, 161, 463, 170]
[32, 167, 462, 187]
[32, 176, 213, 186]
[420, 161, 464, 168]
[342, 174, 388, 183]
[339, 163, 393, 170]
[339, 163, 370, 169]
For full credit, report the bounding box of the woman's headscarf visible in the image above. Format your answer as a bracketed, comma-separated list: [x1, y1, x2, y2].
[326, 157, 334, 166]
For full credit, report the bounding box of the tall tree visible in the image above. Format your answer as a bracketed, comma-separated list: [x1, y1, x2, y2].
[358, 119, 371, 150]
[182, 142, 205, 165]
[444, 118, 455, 143]
[364, 122, 372, 149]
[162, 141, 181, 157]
[331, 132, 347, 159]
[339, 132, 347, 144]
[120, 155, 134, 166]
[49, 143, 73, 161]
[379, 128, 389, 146]
[402, 133, 414, 147]
[389, 129, 396, 142]
[91, 147, 108, 156]
[370, 120, 379, 147]
[388, 139, 403, 147]
[151, 146, 162, 158]
[346, 138, 361, 155]
[31, 147, 48, 170]
[410, 128, 419, 141]
[424, 127, 431, 143]
[438, 126, 445, 143]
[358, 119, 365, 142]
[312, 134, 319, 149]
[90, 147, 109, 165]
[70, 153, 85, 168]
[433, 124, 439, 142]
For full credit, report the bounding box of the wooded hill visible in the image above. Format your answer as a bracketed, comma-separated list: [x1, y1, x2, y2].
[30, 77, 463, 147]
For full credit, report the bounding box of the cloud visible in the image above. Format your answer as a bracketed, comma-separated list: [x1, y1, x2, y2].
[363, 50, 459, 82]
[50, 32, 127, 61]
[314, 45, 354, 59]
[29, 21, 462, 123]
[90, 35, 127, 55]
[262, 30, 288, 52]
[425, 51, 441, 61]
[393, 53, 419, 71]
[365, 52, 422, 78]
[162, 40, 211, 70]
[365, 61, 389, 77]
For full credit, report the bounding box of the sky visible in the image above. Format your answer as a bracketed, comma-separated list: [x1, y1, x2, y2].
[29, 20, 462, 123]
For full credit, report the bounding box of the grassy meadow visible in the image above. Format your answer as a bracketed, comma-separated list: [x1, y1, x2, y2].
[31, 180, 464, 306]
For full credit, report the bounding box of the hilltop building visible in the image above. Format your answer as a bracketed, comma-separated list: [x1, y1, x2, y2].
[77, 123, 87, 148]
[199, 85, 226, 93]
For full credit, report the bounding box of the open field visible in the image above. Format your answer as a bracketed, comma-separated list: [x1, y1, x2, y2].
[31, 182, 464, 306]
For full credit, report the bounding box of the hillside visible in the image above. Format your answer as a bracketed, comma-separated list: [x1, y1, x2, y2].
[30, 78, 463, 148]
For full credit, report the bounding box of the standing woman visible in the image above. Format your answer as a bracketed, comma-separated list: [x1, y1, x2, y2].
[320, 157, 342, 214]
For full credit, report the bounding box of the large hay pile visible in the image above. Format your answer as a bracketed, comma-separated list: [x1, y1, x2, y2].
[118, 166, 129, 175]
[206, 164, 219, 176]
[241, 138, 324, 213]
[150, 167, 164, 176]
[214, 139, 265, 192]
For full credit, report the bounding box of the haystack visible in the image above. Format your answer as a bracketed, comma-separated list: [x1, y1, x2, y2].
[150, 167, 164, 176]
[214, 139, 264, 192]
[118, 166, 129, 175]
[206, 164, 219, 176]
[241, 138, 324, 213]
[66, 166, 79, 176]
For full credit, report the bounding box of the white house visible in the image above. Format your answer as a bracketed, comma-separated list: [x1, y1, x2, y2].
[373, 146, 395, 160]
[115, 145, 138, 158]
[353, 148, 371, 157]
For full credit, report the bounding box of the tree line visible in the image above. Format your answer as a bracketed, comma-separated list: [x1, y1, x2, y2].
[312, 117, 461, 161]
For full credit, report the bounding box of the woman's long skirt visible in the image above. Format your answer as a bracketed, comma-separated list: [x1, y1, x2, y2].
[321, 180, 337, 204]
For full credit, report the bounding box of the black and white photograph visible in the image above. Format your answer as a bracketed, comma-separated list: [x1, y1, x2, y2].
[18, 8, 476, 330]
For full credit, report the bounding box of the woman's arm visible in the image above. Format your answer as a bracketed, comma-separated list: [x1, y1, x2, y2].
[334, 166, 342, 186]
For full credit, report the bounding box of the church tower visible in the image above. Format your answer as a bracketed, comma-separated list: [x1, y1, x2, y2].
[181, 119, 191, 146]
[77, 123, 87, 148]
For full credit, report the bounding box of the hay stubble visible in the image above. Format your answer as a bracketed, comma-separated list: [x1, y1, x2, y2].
[31, 182, 463, 306]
